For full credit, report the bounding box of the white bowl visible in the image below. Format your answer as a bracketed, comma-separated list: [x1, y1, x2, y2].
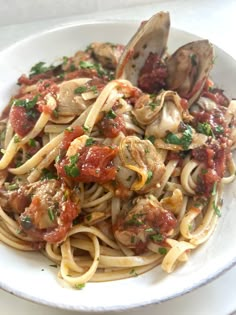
[0, 20, 236, 312]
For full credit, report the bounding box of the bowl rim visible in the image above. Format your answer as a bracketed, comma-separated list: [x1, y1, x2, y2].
[0, 18, 236, 312]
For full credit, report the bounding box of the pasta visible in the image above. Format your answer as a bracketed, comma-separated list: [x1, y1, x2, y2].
[0, 14, 236, 290]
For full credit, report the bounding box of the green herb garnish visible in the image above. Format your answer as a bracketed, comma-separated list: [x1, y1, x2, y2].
[150, 233, 163, 242]
[48, 208, 55, 222]
[106, 109, 117, 119]
[146, 135, 155, 144]
[149, 99, 161, 111]
[28, 138, 36, 147]
[129, 269, 138, 277]
[14, 135, 20, 143]
[158, 247, 167, 255]
[213, 201, 221, 217]
[12, 95, 38, 119]
[197, 122, 214, 137]
[74, 86, 87, 94]
[164, 125, 192, 150]
[215, 125, 224, 134]
[64, 164, 80, 177]
[146, 170, 153, 184]
[41, 168, 57, 180]
[79, 61, 95, 69]
[75, 283, 85, 290]
[85, 137, 95, 147]
[145, 228, 154, 232]
[30, 62, 54, 76]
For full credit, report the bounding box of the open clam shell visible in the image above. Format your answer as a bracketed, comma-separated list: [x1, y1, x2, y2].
[115, 11, 170, 86]
[166, 40, 214, 106]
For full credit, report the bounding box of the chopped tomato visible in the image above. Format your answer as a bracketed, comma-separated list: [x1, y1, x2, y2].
[99, 115, 126, 138]
[138, 53, 168, 93]
[9, 105, 39, 137]
[57, 145, 118, 183]
[61, 126, 84, 151]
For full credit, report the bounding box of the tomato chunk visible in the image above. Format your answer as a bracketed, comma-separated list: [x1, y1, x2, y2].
[57, 145, 118, 183]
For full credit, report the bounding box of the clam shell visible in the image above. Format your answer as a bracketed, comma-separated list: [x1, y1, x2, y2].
[115, 11, 170, 86]
[166, 40, 214, 106]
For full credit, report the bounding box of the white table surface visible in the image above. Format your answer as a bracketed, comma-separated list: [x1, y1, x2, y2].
[0, 1, 236, 314]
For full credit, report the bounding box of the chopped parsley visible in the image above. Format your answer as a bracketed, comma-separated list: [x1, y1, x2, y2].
[69, 64, 76, 72]
[197, 122, 214, 137]
[30, 62, 54, 76]
[86, 214, 92, 221]
[62, 56, 69, 65]
[158, 247, 167, 255]
[7, 183, 19, 191]
[146, 135, 155, 144]
[215, 125, 224, 134]
[164, 125, 192, 150]
[74, 283, 85, 290]
[145, 228, 154, 232]
[12, 95, 38, 119]
[213, 201, 221, 217]
[48, 208, 55, 222]
[41, 168, 57, 180]
[28, 138, 36, 147]
[64, 164, 80, 177]
[85, 137, 95, 146]
[14, 135, 20, 143]
[106, 109, 117, 119]
[145, 170, 153, 184]
[52, 109, 59, 118]
[90, 85, 98, 93]
[129, 268, 138, 277]
[212, 182, 217, 196]
[69, 154, 79, 165]
[149, 99, 161, 111]
[79, 61, 95, 69]
[126, 213, 144, 226]
[82, 125, 90, 132]
[150, 233, 163, 242]
[74, 86, 87, 94]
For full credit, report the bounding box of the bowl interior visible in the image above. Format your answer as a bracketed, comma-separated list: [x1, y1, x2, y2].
[0, 21, 236, 312]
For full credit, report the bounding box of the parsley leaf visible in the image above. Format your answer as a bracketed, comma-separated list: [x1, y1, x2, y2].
[165, 125, 192, 150]
[74, 86, 87, 94]
[150, 233, 163, 242]
[64, 164, 80, 177]
[106, 109, 117, 119]
[213, 201, 221, 217]
[158, 247, 167, 255]
[75, 283, 85, 290]
[146, 170, 153, 184]
[197, 122, 214, 137]
[85, 137, 95, 147]
[30, 62, 54, 76]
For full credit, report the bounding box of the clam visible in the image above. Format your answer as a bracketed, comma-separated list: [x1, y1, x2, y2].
[133, 90, 191, 138]
[115, 11, 170, 86]
[118, 136, 166, 193]
[115, 11, 214, 105]
[166, 40, 214, 106]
